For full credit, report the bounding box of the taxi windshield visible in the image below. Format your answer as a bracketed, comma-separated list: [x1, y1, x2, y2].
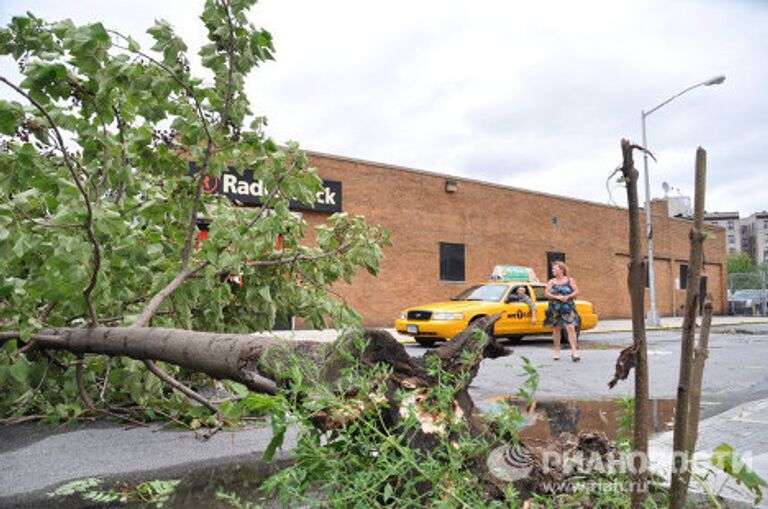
[452, 284, 508, 302]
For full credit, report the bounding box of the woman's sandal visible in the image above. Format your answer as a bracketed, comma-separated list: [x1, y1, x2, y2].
[553, 355, 560, 361]
[571, 354, 581, 362]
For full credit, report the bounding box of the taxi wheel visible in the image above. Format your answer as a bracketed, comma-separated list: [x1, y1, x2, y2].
[415, 337, 437, 347]
[466, 315, 486, 331]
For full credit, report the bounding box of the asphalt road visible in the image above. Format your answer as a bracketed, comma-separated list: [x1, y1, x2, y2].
[447, 324, 768, 418]
[1, 324, 767, 507]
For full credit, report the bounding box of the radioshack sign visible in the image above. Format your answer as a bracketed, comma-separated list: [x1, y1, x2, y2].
[192, 164, 342, 213]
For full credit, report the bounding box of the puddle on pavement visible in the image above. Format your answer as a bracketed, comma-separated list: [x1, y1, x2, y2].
[478, 397, 676, 441]
[577, 341, 624, 350]
[166, 459, 292, 508]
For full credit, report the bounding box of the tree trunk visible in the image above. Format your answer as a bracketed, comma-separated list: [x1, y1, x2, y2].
[670, 147, 708, 509]
[3, 316, 510, 412]
[3, 327, 327, 395]
[617, 139, 650, 508]
[687, 300, 713, 453]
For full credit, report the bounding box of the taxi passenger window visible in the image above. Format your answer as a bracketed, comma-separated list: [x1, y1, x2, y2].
[532, 287, 548, 301]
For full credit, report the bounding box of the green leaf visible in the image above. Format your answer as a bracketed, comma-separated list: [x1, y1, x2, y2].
[264, 411, 287, 461]
[258, 286, 272, 304]
[127, 35, 140, 52]
[9, 356, 31, 384]
[238, 393, 276, 413]
[48, 478, 102, 498]
[383, 483, 394, 502]
[0, 100, 24, 135]
[711, 443, 768, 503]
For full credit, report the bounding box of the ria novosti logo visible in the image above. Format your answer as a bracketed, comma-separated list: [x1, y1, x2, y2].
[487, 444, 534, 482]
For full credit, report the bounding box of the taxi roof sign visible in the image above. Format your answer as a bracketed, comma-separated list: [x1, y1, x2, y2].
[490, 265, 539, 282]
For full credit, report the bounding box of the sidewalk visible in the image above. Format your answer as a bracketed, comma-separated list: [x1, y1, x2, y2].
[587, 315, 768, 334]
[649, 397, 768, 508]
[263, 315, 768, 343]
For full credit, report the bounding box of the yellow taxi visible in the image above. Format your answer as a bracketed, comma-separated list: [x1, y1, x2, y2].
[395, 281, 598, 347]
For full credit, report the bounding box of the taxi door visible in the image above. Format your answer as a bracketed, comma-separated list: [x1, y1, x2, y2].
[495, 284, 535, 335]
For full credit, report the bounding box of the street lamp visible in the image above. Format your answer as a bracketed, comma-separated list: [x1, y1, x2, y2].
[641, 75, 725, 327]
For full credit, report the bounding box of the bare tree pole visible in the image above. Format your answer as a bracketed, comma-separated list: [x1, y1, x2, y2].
[670, 147, 708, 509]
[618, 139, 651, 508]
[687, 299, 713, 454]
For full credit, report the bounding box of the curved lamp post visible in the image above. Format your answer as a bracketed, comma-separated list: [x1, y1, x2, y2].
[641, 75, 725, 327]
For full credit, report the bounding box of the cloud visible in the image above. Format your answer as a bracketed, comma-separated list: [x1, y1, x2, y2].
[2, 0, 766, 215]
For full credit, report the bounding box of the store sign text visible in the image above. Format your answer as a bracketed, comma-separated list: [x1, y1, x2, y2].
[192, 164, 342, 213]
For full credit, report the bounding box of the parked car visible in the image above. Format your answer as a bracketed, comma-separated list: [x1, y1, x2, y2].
[395, 282, 598, 347]
[729, 289, 768, 316]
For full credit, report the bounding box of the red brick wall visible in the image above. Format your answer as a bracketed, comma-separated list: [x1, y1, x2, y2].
[301, 153, 727, 327]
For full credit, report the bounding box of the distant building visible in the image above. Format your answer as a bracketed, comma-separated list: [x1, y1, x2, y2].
[704, 211, 768, 264]
[740, 212, 768, 265]
[704, 211, 741, 255]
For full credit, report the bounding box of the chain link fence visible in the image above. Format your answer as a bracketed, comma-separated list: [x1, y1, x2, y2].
[728, 272, 767, 316]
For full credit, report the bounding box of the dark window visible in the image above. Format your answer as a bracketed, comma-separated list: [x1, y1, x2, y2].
[440, 242, 465, 282]
[532, 286, 548, 301]
[645, 263, 650, 288]
[680, 264, 688, 290]
[546, 252, 566, 279]
[699, 276, 708, 313]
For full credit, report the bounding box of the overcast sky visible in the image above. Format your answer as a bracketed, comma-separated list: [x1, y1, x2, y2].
[2, 0, 766, 216]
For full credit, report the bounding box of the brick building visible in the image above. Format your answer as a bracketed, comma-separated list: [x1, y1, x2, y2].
[295, 151, 728, 327]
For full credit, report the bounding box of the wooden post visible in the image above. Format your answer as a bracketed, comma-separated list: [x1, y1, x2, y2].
[687, 300, 713, 453]
[670, 147, 708, 509]
[620, 139, 650, 508]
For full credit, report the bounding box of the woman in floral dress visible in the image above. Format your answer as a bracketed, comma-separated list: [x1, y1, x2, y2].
[544, 261, 581, 361]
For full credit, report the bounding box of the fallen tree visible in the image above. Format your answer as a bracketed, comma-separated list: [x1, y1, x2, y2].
[0, 1, 389, 422]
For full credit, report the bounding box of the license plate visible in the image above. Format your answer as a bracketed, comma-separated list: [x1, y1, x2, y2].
[407, 324, 419, 334]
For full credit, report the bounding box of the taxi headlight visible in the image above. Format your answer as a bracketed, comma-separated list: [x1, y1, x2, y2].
[433, 312, 464, 321]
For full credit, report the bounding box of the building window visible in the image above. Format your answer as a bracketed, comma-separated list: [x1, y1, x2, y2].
[645, 263, 650, 288]
[546, 252, 566, 279]
[680, 264, 688, 290]
[728, 234, 736, 243]
[439, 242, 465, 282]
[728, 220, 734, 229]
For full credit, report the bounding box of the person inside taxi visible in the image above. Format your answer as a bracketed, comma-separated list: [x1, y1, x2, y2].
[544, 261, 581, 362]
[514, 286, 537, 326]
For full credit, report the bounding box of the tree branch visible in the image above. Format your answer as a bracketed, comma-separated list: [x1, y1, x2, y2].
[245, 239, 354, 267]
[107, 30, 218, 316]
[217, 0, 237, 130]
[1, 331, 66, 346]
[143, 359, 217, 412]
[106, 32, 213, 143]
[243, 160, 297, 232]
[0, 76, 101, 327]
[132, 264, 208, 328]
[75, 355, 95, 409]
[3, 326, 324, 392]
[27, 219, 86, 229]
